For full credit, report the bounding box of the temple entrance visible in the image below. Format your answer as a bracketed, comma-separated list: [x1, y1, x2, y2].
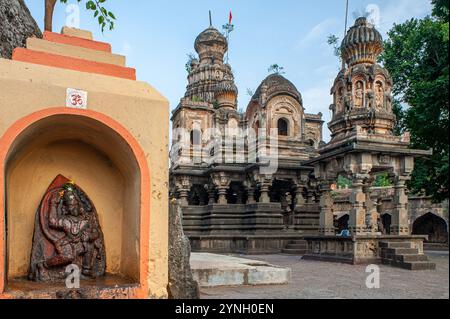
[226, 182, 247, 204]
[188, 184, 208, 206]
[336, 214, 349, 233]
[412, 213, 449, 243]
[382, 214, 392, 235]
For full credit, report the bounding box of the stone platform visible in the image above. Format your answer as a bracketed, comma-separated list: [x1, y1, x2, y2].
[190, 253, 291, 287]
[303, 235, 435, 270]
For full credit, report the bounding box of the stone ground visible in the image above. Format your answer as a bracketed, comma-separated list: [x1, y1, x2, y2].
[200, 251, 449, 299]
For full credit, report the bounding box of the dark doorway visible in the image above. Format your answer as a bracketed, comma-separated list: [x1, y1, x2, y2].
[277, 118, 289, 136]
[336, 214, 349, 233]
[412, 213, 449, 243]
[382, 214, 391, 235]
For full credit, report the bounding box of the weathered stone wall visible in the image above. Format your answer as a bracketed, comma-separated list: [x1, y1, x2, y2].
[0, 0, 42, 59]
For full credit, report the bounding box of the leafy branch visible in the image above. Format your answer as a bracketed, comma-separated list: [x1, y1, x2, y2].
[60, 0, 116, 32]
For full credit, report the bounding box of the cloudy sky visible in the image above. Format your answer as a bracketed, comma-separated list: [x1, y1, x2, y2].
[25, 0, 433, 141]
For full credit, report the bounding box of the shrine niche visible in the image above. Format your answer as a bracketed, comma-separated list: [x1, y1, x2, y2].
[29, 175, 106, 282]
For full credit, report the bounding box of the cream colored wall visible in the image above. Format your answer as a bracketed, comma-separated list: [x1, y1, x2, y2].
[0, 58, 170, 298]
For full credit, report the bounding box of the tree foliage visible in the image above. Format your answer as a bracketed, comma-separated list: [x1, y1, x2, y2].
[60, 0, 116, 32]
[380, 0, 449, 202]
[45, 0, 116, 32]
[268, 64, 285, 75]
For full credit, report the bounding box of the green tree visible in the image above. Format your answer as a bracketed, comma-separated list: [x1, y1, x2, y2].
[45, 0, 116, 32]
[380, 0, 449, 202]
[268, 64, 285, 75]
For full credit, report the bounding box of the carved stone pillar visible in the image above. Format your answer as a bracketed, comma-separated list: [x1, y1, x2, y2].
[363, 178, 377, 233]
[349, 175, 367, 235]
[319, 181, 335, 235]
[178, 188, 189, 206]
[246, 187, 256, 204]
[259, 182, 271, 203]
[217, 186, 228, 205]
[205, 185, 216, 205]
[306, 190, 315, 204]
[211, 172, 230, 206]
[293, 184, 306, 206]
[175, 176, 191, 207]
[391, 176, 410, 235]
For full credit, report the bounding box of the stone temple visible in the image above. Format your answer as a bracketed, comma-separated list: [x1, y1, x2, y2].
[170, 18, 448, 266]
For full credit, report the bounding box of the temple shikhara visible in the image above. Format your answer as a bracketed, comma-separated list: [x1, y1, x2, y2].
[170, 18, 445, 268]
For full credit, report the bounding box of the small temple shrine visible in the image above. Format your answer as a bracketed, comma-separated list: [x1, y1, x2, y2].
[0, 27, 170, 298]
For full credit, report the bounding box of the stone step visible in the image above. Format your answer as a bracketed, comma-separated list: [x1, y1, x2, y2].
[395, 254, 429, 263]
[384, 248, 419, 255]
[285, 244, 307, 250]
[282, 248, 307, 255]
[379, 242, 412, 249]
[424, 243, 449, 251]
[393, 260, 437, 271]
[289, 240, 307, 244]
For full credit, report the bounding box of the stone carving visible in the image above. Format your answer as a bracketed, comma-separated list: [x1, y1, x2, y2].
[29, 175, 106, 282]
[354, 81, 364, 108]
[375, 81, 384, 109]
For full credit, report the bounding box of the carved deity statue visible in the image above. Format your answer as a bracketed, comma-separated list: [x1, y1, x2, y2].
[375, 81, 384, 109]
[335, 87, 344, 113]
[29, 175, 106, 282]
[354, 82, 364, 108]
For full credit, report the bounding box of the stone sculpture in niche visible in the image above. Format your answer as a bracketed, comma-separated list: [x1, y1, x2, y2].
[29, 175, 106, 282]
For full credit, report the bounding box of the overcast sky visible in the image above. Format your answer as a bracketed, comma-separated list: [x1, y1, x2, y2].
[25, 0, 432, 141]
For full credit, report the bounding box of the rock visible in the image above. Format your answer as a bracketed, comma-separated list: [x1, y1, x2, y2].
[168, 202, 199, 299]
[0, 0, 42, 59]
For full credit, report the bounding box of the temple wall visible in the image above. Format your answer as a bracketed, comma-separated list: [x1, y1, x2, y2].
[0, 57, 169, 298]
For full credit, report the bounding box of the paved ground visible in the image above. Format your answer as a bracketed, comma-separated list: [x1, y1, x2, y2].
[200, 251, 449, 299]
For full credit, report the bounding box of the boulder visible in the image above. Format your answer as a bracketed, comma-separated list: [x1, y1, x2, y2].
[1, 0, 42, 59]
[168, 202, 199, 299]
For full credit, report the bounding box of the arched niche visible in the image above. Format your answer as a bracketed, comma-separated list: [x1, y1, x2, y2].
[0, 108, 150, 296]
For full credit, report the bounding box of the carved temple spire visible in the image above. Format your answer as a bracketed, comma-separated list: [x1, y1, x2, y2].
[328, 17, 395, 142]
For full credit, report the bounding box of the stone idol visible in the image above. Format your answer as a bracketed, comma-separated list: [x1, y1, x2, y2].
[28, 175, 106, 282]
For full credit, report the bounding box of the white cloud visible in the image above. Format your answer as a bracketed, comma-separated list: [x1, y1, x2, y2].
[377, 0, 432, 34]
[295, 18, 339, 50]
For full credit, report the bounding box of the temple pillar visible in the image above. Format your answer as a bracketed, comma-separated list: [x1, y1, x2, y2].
[391, 176, 410, 235]
[306, 190, 315, 204]
[349, 175, 368, 235]
[217, 186, 228, 205]
[363, 178, 378, 233]
[175, 176, 191, 207]
[319, 181, 334, 235]
[207, 187, 216, 205]
[259, 182, 271, 203]
[178, 188, 189, 206]
[246, 187, 256, 204]
[293, 184, 306, 206]
[211, 172, 230, 205]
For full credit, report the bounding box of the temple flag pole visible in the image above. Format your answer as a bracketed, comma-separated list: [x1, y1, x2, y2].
[223, 11, 234, 64]
[342, 0, 349, 69]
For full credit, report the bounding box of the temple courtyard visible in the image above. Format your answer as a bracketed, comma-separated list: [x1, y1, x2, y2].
[199, 252, 449, 299]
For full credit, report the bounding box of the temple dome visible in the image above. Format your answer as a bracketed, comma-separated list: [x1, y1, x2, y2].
[341, 17, 383, 67]
[215, 81, 238, 96]
[194, 26, 228, 63]
[252, 74, 302, 105]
